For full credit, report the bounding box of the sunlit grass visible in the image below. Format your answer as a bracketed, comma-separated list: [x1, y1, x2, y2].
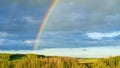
[78, 58, 99, 63]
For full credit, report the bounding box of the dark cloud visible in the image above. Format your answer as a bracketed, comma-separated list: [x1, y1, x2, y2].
[44, 0, 120, 32]
[0, 0, 52, 33]
[0, 0, 52, 50]
[0, 0, 53, 8]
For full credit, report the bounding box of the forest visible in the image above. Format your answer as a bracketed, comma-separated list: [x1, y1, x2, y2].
[0, 53, 120, 68]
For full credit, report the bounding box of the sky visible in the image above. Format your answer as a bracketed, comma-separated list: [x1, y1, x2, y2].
[0, 0, 120, 57]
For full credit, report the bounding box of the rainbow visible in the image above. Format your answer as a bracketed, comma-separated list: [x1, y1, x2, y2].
[33, 0, 58, 51]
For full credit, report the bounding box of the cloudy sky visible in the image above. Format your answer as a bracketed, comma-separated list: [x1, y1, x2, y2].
[0, 0, 120, 57]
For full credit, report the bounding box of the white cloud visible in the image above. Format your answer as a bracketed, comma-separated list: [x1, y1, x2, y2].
[0, 32, 17, 38]
[0, 46, 120, 58]
[0, 39, 25, 46]
[21, 16, 38, 23]
[86, 32, 120, 40]
[0, 32, 18, 45]
[24, 40, 35, 45]
[0, 39, 34, 46]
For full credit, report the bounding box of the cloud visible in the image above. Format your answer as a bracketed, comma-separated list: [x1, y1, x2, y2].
[86, 32, 120, 40]
[21, 16, 38, 23]
[0, 32, 17, 38]
[0, 39, 23, 46]
[0, 16, 41, 33]
[24, 40, 35, 45]
[33, 31, 120, 48]
[0, 38, 33, 50]
[0, 0, 51, 33]
[0, 0, 52, 8]
[1, 0, 120, 50]
[44, 0, 120, 32]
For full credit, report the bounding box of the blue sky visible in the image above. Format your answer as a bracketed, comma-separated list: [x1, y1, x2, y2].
[0, 0, 120, 57]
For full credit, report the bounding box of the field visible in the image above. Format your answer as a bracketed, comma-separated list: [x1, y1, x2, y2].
[0, 54, 120, 68]
[78, 58, 99, 64]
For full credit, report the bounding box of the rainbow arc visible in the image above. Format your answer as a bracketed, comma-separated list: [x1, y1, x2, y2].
[33, 0, 58, 51]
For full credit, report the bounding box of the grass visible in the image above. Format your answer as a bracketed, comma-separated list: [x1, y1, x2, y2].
[78, 58, 99, 64]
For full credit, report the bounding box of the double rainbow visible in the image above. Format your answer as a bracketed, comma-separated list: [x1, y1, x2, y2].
[33, 0, 58, 51]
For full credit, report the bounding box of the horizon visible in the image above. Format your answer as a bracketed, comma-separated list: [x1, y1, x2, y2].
[0, 0, 120, 58]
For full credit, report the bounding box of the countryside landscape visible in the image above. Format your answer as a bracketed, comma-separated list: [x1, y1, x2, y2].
[1, 0, 120, 68]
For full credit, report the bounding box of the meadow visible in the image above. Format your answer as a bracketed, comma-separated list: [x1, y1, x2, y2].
[0, 53, 120, 68]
